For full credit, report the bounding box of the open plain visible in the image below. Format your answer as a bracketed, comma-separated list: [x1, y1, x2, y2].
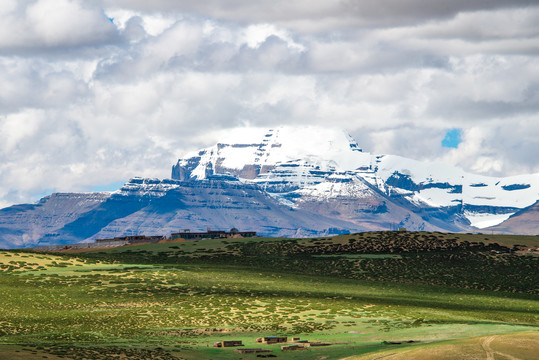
[0, 231, 537, 359]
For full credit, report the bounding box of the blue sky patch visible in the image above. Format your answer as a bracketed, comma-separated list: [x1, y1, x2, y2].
[91, 181, 125, 192]
[442, 129, 462, 148]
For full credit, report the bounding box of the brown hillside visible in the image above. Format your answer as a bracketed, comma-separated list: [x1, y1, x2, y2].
[487, 200, 539, 235]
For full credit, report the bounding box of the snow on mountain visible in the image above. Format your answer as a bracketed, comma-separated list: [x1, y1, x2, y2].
[115, 177, 187, 197]
[368, 154, 539, 227]
[172, 125, 539, 229]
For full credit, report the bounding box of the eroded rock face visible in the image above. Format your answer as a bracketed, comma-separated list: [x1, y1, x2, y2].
[0, 178, 373, 248]
[0, 173, 474, 249]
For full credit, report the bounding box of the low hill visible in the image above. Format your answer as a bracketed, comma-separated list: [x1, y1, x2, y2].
[77, 231, 539, 295]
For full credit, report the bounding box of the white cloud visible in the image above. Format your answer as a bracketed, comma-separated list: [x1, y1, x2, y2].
[241, 24, 305, 51]
[0, 1, 538, 207]
[0, 0, 118, 51]
[0, 110, 43, 153]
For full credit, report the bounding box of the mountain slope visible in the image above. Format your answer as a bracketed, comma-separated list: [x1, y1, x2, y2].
[1, 125, 538, 249]
[486, 200, 539, 235]
[88, 178, 366, 240]
[0, 193, 109, 248]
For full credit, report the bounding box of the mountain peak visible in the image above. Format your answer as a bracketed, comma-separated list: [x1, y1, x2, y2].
[213, 125, 358, 148]
[173, 125, 368, 181]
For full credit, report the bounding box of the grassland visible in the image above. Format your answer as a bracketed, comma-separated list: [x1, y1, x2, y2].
[0, 231, 537, 359]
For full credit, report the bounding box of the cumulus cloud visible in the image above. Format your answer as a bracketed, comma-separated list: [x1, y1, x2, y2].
[0, 1, 538, 207]
[0, 0, 118, 52]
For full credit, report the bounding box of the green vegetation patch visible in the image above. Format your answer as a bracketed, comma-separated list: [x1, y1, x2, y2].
[1, 231, 537, 359]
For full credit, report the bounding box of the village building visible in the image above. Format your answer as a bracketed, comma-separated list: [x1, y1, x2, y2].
[213, 340, 243, 348]
[304, 342, 332, 347]
[95, 235, 165, 245]
[35, 227, 256, 252]
[234, 348, 272, 354]
[170, 228, 256, 240]
[256, 336, 288, 344]
[281, 344, 306, 351]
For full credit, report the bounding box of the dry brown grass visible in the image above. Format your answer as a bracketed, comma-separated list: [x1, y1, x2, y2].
[0, 252, 87, 271]
[343, 331, 539, 360]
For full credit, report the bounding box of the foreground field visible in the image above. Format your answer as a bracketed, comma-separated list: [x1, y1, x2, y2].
[0, 231, 537, 359]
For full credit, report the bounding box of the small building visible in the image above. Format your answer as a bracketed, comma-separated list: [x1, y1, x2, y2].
[256, 336, 288, 344]
[213, 340, 243, 348]
[95, 235, 165, 245]
[305, 342, 331, 347]
[234, 348, 272, 354]
[281, 344, 306, 351]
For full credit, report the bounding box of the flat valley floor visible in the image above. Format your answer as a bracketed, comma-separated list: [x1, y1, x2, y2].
[0, 231, 537, 359]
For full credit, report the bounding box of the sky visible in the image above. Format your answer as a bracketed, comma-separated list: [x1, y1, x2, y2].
[0, 0, 538, 208]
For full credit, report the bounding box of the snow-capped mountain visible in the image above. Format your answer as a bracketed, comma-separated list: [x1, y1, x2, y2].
[172, 126, 539, 229]
[1, 125, 538, 249]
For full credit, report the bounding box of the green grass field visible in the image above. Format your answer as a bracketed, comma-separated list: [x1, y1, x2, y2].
[0, 231, 537, 359]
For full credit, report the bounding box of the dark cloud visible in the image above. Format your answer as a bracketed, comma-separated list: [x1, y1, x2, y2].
[122, 16, 147, 43]
[340, 0, 538, 26]
[100, 0, 538, 30]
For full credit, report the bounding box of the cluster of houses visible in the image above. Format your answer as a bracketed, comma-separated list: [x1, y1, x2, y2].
[170, 228, 257, 240]
[33, 228, 257, 252]
[97, 227, 256, 245]
[213, 336, 331, 353]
